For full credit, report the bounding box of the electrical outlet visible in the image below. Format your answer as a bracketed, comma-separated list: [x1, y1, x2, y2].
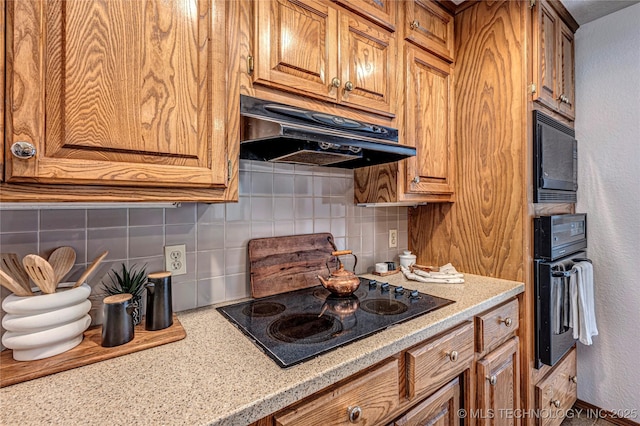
[164, 244, 187, 276]
[389, 229, 398, 248]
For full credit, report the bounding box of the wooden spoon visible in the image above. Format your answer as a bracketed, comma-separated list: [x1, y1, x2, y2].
[22, 254, 58, 294]
[0, 253, 32, 294]
[48, 246, 76, 285]
[73, 251, 109, 288]
[0, 269, 33, 296]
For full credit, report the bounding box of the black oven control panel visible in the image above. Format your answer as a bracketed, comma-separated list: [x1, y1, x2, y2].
[534, 213, 587, 260]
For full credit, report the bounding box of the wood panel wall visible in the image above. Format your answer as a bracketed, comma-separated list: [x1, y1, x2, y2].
[409, 0, 528, 282]
[408, 1, 538, 420]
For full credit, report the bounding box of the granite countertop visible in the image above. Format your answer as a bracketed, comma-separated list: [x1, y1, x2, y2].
[0, 273, 523, 426]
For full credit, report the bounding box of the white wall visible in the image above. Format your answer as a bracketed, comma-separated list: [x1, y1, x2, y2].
[575, 3, 640, 412]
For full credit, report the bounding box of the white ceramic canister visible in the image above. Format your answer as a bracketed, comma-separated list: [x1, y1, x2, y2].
[399, 251, 417, 268]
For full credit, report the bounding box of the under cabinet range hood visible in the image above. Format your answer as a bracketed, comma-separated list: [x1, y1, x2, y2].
[240, 95, 416, 168]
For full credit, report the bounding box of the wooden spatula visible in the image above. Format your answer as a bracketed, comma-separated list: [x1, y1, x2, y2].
[0, 269, 33, 296]
[0, 253, 32, 294]
[22, 254, 58, 294]
[73, 251, 109, 288]
[48, 246, 76, 286]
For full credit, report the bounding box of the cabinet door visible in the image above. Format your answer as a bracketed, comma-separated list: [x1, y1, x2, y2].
[6, 0, 228, 188]
[339, 12, 397, 116]
[333, 0, 396, 31]
[557, 21, 575, 120]
[404, 45, 454, 196]
[532, 0, 559, 111]
[404, 0, 454, 62]
[477, 337, 520, 426]
[393, 377, 460, 426]
[254, 0, 339, 102]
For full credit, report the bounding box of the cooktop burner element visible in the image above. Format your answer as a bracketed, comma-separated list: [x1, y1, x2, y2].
[360, 299, 409, 315]
[217, 278, 454, 368]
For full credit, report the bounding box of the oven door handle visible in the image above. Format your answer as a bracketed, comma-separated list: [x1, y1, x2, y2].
[551, 258, 592, 277]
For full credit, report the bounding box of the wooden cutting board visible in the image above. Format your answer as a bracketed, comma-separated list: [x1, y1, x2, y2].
[249, 233, 337, 298]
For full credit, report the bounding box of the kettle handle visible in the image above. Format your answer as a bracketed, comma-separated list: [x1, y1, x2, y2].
[327, 252, 358, 272]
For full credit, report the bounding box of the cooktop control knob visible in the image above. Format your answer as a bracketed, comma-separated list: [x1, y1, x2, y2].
[409, 290, 421, 300]
[380, 282, 390, 292]
[368, 280, 378, 289]
[394, 286, 404, 294]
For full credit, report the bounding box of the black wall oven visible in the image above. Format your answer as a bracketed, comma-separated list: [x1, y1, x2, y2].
[534, 214, 590, 368]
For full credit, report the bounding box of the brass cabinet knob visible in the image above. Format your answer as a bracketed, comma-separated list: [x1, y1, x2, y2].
[487, 375, 497, 386]
[551, 399, 561, 408]
[10, 142, 37, 159]
[500, 317, 513, 327]
[570, 375, 578, 384]
[410, 20, 420, 30]
[331, 77, 341, 88]
[344, 81, 354, 92]
[412, 176, 420, 184]
[446, 350, 459, 362]
[347, 406, 362, 423]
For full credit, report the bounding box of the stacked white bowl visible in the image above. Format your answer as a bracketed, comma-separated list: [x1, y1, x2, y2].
[2, 283, 92, 361]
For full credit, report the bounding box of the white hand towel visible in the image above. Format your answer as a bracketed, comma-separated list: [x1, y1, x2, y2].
[569, 261, 598, 345]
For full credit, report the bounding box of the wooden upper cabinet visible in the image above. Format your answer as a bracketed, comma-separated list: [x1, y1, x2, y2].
[404, 0, 454, 62]
[339, 12, 396, 115]
[532, 0, 575, 121]
[254, 0, 396, 116]
[404, 45, 454, 196]
[332, 0, 396, 31]
[558, 20, 575, 120]
[5, 0, 229, 188]
[477, 337, 520, 426]
[254, 0, 339, 102]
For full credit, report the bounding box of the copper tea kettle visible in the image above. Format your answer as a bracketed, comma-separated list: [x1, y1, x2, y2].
[317, 250, 360, 296]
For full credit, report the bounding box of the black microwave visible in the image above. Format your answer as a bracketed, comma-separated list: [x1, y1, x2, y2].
[533, 110, 577, 203]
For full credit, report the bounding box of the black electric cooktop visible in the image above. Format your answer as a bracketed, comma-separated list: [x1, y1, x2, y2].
[217, 278, 454, 368]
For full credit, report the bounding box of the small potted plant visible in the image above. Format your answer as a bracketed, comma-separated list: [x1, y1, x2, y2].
[102, 263, 147, 325]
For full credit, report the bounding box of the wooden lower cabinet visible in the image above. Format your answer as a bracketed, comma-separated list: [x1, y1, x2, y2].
[391, 377, 460, 426]
[476, 337, 520, 426]
[535, 347, 577, 426]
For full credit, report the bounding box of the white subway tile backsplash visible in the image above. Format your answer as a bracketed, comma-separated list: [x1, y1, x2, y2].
[0, 164, 408, 319]
[197, 223, 224, 251]
[43, 209, 86, 230]
[197, 277, 225, 307]
[0, 210, 38, 233]
[197, 249, 225, 279]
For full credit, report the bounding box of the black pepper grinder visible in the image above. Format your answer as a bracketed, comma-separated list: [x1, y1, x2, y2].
[145, 271, 173, 331]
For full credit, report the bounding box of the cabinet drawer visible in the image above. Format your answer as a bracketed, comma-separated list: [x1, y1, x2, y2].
[392, 377, 460, 426]
[406, 322, 474, 400]
[275, 358, 400, 426]
[475, 299, 519, 354]
[536, 347, 577, 426]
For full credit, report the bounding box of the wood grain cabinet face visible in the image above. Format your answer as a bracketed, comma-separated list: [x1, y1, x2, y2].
[535, 347, 577, 426]
[475, 299, 519, 355]
[404, 45, 454, 196]
[557, 21, 575, 120]
[406, 321, 473, 401]
[332, 0, 396, 31]
[254, 0, 396, 116]
[477, 337, 520, 426]
[532, 0, 575, 121]
[404, 0, 454, 62]
[392, 377, 460, 426]
[5, 0, 228, 188]
[274, 358, 400, 426]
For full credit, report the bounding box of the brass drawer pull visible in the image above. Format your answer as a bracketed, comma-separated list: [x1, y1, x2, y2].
[347, 406, 362, 423]
[551, 399, 561, 408]
[410, 20, 420, 30]
[11, 142, 37, 159]
[500, 317, 513, 327]
[487, 375, 497, 386]
[331, 77, 341, 88]
[445, 350, 459, 362]
[570, 375, 577, 384]
[344, 81, 354, 92]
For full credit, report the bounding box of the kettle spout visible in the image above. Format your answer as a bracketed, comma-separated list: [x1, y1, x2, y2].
[317, 275, 328, 288]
